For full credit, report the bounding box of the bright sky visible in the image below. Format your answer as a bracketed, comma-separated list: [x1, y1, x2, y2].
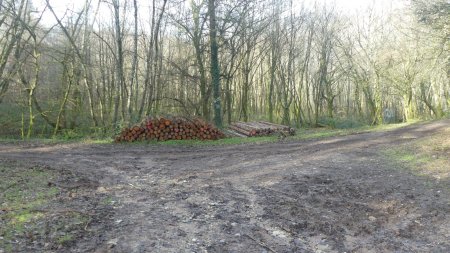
[34, 0, 87, 26]
[34, 0, 406, 26]
[298, 0, 405, 13]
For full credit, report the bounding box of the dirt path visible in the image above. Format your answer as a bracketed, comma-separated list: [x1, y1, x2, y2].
[1, 120, 449, 252]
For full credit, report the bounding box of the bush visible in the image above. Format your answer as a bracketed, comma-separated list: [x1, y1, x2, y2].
[60, 129, 84, 140]
[318, 117, 367, 129]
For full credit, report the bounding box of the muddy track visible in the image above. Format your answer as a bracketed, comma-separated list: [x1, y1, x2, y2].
[1, 120, 449, 252]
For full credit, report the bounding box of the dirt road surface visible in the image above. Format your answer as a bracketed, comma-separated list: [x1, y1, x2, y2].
[1, 120, 449, 252]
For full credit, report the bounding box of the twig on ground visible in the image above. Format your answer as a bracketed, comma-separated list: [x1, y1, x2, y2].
[30, 208, 93, 216]
[244, 234, 278, 253]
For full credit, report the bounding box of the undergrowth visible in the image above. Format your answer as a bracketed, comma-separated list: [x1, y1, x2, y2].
[382, 126, 450, 188]
[0, 121, 421, 147]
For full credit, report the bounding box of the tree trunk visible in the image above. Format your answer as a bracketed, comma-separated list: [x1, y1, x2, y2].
[209, 0, 222, 127]
[112, 0, 126, 124]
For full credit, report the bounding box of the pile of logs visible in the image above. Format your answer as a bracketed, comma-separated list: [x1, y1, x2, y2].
[227, 121, 295, 137]
[115, 117, 225, 142]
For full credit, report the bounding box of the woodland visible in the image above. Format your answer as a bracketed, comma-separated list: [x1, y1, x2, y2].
[0, 0, 448, 138]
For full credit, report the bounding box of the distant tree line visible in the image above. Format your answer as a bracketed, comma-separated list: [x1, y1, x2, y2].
[0, 0, 448, 138]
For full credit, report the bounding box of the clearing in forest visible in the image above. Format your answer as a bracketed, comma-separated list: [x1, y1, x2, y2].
[0, 120, 449, 252]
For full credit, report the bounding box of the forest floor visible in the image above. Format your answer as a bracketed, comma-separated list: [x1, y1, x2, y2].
[0, 120, 449, 253]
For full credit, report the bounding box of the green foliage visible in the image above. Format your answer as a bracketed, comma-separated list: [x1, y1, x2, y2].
[50, 126, 113, 142]
[57, 234, 74, 245]
[113, 120, 131, 136]
[60, 129, 84, 140]
[335, 118, 367, 129]
[318, 117, 367, 129]
[0, 103, 23, 136]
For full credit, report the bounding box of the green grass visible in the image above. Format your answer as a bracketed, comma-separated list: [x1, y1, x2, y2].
[0, 165, 59, 250]
[57, 233, 74, 245]
[381, 126, 450, 183]
[0, 136, 113, 145]
[100, 196, 118, 206]
[0, 164, 90, 252]
[383, 149, 432, 168]
[0, 121, 420, 147]
[290, 121, 415, 140]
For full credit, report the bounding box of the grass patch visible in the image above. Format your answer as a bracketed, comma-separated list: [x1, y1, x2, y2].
[57, 233, 74, 245]
[0, 163, 90, 252]
[0, 136, 113, 145]
[382, 126, 450, 183]
[291, 121, 415, 140]
[0, 121, 419, 147]
[124, 121, 418, 147]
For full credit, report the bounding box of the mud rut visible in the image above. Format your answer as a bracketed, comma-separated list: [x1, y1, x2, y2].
[1, 120, 449, 252]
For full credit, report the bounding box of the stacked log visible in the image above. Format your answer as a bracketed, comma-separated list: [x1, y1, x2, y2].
[258, 121, 292, 132]
[227, 121, 295, 137]
[115, 117, 225, 142]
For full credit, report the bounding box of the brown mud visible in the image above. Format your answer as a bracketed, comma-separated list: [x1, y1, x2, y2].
[0, 120, 449, 252]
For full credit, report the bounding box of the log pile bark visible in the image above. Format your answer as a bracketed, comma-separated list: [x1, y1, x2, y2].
[115, 117, 225, 142]
[227, 121, 295, 137]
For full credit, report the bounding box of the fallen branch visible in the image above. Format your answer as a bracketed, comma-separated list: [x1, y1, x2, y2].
[244, 234, 278, 253]
[30, 208, 94, 216]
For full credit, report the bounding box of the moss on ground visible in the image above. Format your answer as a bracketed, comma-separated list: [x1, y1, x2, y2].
[0, 163, 91, 252]
[382, 127, 450, 185]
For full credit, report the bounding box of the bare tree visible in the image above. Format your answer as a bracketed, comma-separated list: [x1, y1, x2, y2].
[0, 0, 27, 103]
